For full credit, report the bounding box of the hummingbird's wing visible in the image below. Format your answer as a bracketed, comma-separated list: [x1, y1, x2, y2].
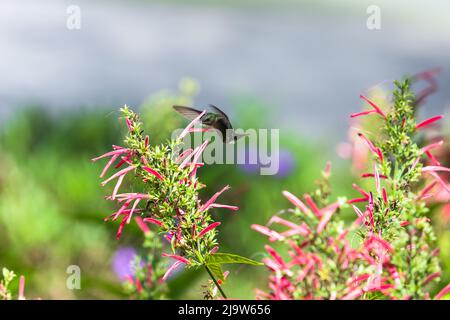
[208, 104, 233, 129]
[173, 105, 204, 121]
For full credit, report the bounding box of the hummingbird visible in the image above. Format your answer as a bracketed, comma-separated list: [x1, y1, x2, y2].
[173, 104, 247, 143]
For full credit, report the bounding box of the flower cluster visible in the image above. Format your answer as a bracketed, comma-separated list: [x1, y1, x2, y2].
[0, 268, 25, 300]
[118, 217, 169, 300]
[93, 106, 260, 299]
[254, 74, 450, 300]
[253, 166, 395, 299]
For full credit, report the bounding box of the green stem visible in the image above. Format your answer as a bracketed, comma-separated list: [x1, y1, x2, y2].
[204, 264, 227, 299]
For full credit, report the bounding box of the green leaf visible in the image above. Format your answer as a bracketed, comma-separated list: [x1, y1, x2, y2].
[205, 253, 263, 266]
[207, 263, 225, 282]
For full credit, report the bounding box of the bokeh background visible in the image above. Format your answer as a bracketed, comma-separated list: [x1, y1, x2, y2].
[1, 0, 450, 299]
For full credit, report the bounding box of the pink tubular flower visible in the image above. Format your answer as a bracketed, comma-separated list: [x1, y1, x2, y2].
[422, 165, 450, 173]
[178, 110, 207, 140]
[143, 217, 164, 227]
[251, 224, 285, 241]
[135, 216, 150, 235]
[92, 147, 132, 180]
[316, 208, 335, 234]
[342, 288, 363, 300]
[365, 234, 394, 253]
[197, 222, 221, 238]
[435, 283, 450, 300]
[199, 185, 230, 212]
[101, 165, 135, 187]
[421, 140, 444, 154]
[412, 140, 444, 170]
[265, 245, 287, 268]
[304, 194, 321, 217]
[18, 275, 25, 300]
[422, 272, 441, 286]
[162, 261, 184, 282]
[357, 133, 383, 163]
[359, 95, 387, 119]
[162, 253, 191, 265]
[415, 115, 444, 130]
[352, 205, 365, 219]
[357, 134, 376, 153]
[350, 109, 378, 118]
[419, 181, 437, 199]
[323, 161, 332, 178]
[374, 163, 381, 194]
[268, 216, 310, 236]
[382, 188, 388, 204]
[425, 150, 441, 166]
[142, 166, 164, 181]
[426, 171, 450, 193]
[191, 140, 209, 168]
[209, 246, 219, 254]
[108, 193, 149, 223]
[282, 191, 309, 214]
[175, 148, 193, 163]
[209, 203, 239, 211]
[352, 183, 370, 198]
[116, 215, 128, 240]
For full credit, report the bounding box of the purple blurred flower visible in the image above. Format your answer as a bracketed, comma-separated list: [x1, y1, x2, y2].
[276, 149, 295, 177]
[239, 148, 295, 177]
[112, 246, 138, 281]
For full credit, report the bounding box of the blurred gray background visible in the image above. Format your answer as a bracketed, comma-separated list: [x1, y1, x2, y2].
[1, 0, 449, 140]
